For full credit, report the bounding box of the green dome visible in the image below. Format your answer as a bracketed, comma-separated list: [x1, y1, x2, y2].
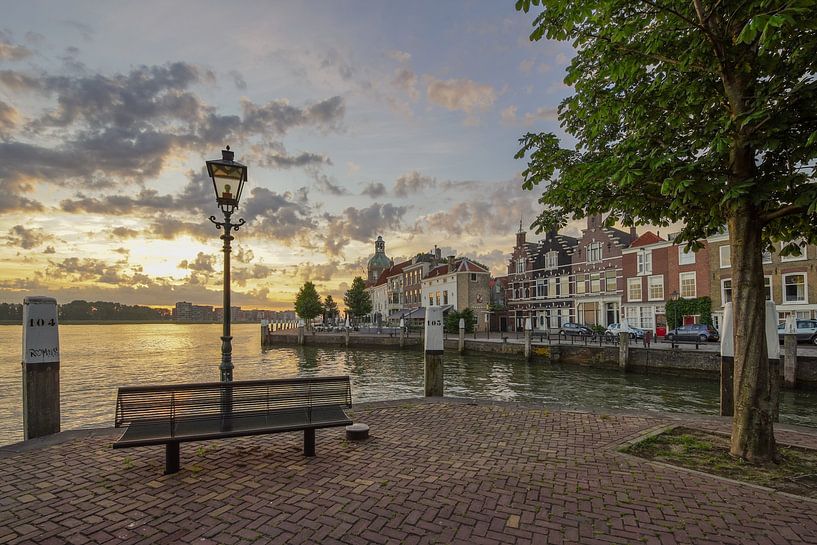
[368, 253, 391, 269]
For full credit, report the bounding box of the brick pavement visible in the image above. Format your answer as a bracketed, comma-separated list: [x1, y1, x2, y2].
[1, 399, 816, 545]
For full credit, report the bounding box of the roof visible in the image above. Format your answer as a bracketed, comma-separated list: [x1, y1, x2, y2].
[373, 259, 412, 287]
[629, 231, 665, 248]
[424, 257, 489, 280]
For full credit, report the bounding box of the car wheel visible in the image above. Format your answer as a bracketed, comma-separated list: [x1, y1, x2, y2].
[560, 330, 566, 337]
[812, 335, 817, 346]
[629, 332, 636, 339]
[667, 334, 674, 341]
[699, 334, 707, 342]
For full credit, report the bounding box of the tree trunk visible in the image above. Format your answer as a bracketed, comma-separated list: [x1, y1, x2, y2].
[728, 210, 776, 463]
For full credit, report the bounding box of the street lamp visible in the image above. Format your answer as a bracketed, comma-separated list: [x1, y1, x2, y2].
[670, 290, 679, 331]
[206, 146, 248, 383]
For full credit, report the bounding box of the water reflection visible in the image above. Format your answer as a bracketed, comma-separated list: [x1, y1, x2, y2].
[1, 323, 816, 446]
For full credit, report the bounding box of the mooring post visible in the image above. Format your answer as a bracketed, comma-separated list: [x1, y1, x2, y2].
[424, 306, 444, 397]
[766, 301, 781, 423]
[297, 319, 305, 345]
[399, 317, 406, 348]
[719, 303, 734, 417]
[783, 315, 797, 388]
[524, 318, 532, 361]
[22, 296, 61, 440]
[458, 318, 465, 354]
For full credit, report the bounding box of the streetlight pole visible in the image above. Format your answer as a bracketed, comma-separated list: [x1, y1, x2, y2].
[206, 146, 248, 385]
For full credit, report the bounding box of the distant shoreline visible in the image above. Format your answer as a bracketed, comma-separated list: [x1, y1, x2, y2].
[0, 320, 263, 326]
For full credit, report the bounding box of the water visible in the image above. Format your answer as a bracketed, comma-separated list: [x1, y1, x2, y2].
[1, 323, 816, 445]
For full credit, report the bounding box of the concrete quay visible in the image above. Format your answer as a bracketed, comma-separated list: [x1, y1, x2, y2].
[2, 398, 817, 545]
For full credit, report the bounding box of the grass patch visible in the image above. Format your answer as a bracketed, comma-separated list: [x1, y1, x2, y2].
[624, 427, 817, 498]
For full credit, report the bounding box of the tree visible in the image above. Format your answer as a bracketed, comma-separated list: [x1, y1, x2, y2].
[323, 295, 339, 324]
[294, 282, 323, 325]
[344, 276, 372, 324]
[445, 308, 477, 333]
[515, 0, 817, 463]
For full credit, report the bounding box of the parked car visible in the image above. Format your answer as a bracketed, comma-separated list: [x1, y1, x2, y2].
[666, 324, 720, 342]
[777, 320, 817, 345]
[558, 322, 593, 337]
[605, 323, 645, 339]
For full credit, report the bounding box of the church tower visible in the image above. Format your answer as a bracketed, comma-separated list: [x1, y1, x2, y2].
[367, 235, 391, 284]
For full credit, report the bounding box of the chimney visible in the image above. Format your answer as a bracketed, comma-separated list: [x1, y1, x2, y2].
[447, 255, 455, 273]
[587, 213, 603, 230]
[629, 226, 637, 238]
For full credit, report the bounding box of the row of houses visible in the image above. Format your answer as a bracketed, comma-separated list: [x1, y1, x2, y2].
[364, 237, 492, 331]
[503, 214, 817, 332]
[173, 302, 296, 323]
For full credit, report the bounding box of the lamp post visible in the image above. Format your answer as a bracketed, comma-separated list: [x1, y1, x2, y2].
[670, 290, 679, 331]
[206, 146, 248, 384]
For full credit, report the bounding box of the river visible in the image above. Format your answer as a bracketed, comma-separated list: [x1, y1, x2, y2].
[1, 323, 816, 445]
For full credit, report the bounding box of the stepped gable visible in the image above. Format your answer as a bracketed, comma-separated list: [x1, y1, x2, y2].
[629, 231, 665, 248]
[601, 225, 637, 247]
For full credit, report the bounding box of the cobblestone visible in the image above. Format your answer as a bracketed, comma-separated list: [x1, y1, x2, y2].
[1, 399, 816, 544]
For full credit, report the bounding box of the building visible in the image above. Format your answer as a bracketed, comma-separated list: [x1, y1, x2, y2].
[506, 227, 577, 331]
[571, 214, 636, 326]
[420, 256, 491, 331]
[173, 301, 215, 322]
[708, 231, 817, 328]
[366, 235, 391, 285]
[367, 259, 411, 325]
[489, 276, 509, 332]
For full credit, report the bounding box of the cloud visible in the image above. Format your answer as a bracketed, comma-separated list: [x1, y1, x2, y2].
[0, 61, 345, 190]
[322, 202, 407, 256]
[386, 50, 412, 63]
[425, 76, 496, 114]
[240, 95, 345, 135]
[232, 263, 276, 287]
[0, 40, 32, 61]
[178, 252, 216, 273]
[308, 168, 348, 196]
[5, 225, 55, 249]
[501, 105, 518, 124]
[499, 105, 558, 126]
[360, 181, 387, 198]
[394, 171, 436, 197]
[0, 101, 19, 136]
[392, 68, 419, 101]
[412, 179, 536, 238]
[241, 186, 317, 244]
[518, 59, 535, 74]
[228, 70, 247, 90]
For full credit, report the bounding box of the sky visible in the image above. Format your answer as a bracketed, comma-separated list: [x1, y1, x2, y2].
[0, 1, 577, 310]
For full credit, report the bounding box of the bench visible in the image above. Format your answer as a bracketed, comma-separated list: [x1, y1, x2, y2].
[113, 376, 353, 474]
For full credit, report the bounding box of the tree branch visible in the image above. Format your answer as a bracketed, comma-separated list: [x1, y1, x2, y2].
[761, 204, 807, 224]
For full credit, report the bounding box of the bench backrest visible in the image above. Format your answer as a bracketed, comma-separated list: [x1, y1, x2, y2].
[115, 375, 351, 428]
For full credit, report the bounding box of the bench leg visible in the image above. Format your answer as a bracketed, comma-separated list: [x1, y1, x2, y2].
[304, 429, 315, 457]
[165, 442, 180, 474]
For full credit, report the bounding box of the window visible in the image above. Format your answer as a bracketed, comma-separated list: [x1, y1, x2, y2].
[784, 273, 806, 303]
[679, 246, 696, 265]
[648, 275, 664, 301]
[762, 250, 772, 264]
[590, 273, 601, 293]
[605, 270, 617, 292]
[515, 258, 525, 273]
[560, 276, 569, 296]
[428, 294, 433, 306]
[544, 251, 558, 269]
[471, 273, 477, 282]
[764, 276, 772, 301]
[576, 273, 586, 294]
[722, 278, 732, 304]
[536, 279, 546, 298]
[443, 290, 448, 305]
[720, 245, 731, 268]
[628, 278, 642, 301]
[435, 291, 441, 305]
[781, 240, 807, 262]
[587, 242, 602, 263]
[637, 250, 652, 275]
[680, 272, 697, 298]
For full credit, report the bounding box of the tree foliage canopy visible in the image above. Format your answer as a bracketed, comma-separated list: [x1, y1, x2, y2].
[515, 0, 817, 249]
[344, 277, 372, 320]
[294, 281, 323, 321]
[323, 295, 339, 323]
[444, 308, 477, 334]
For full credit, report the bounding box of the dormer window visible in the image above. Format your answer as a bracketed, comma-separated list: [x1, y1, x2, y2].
[544, 251, 558, 270]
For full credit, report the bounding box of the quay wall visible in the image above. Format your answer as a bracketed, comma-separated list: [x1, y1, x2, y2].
[261, 333, 817, 389]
